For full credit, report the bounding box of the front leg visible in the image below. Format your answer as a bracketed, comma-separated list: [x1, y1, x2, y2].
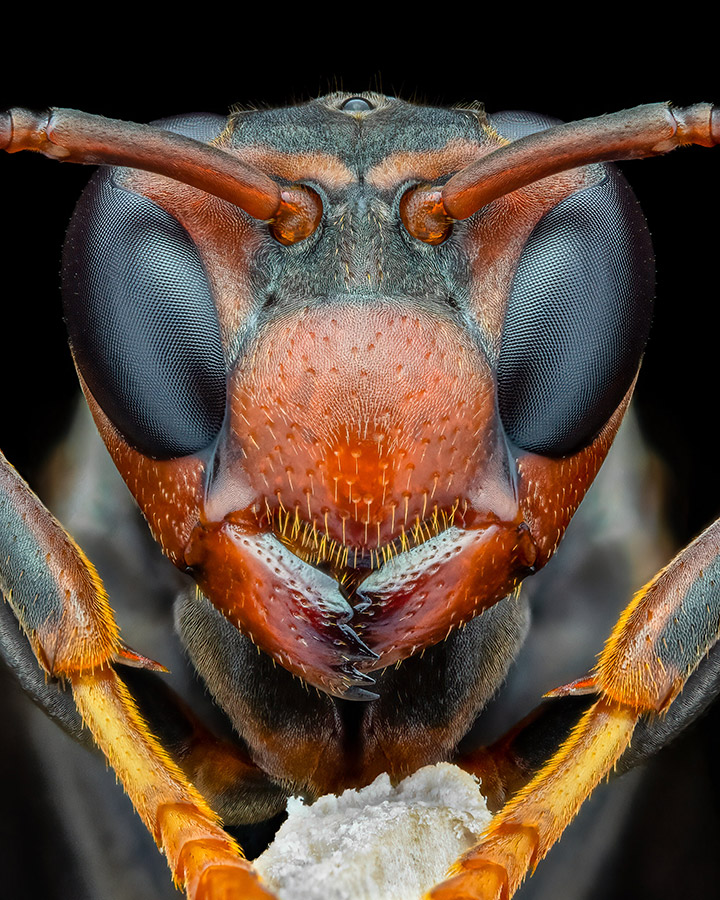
[430, 517, 720, 899]
[0, 451, 276, 900]
[71, 670, 275, 900]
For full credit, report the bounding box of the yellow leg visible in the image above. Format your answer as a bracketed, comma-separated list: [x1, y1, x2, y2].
[427, 698, 638, 900]
[72, 668, 277, 900]
[429, 520, 720, 899]
[0, 455, 278, 896]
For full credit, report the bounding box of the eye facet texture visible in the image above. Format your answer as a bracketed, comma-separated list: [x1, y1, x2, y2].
[490, 111, 654, 455]
[62, 114, 228, 458]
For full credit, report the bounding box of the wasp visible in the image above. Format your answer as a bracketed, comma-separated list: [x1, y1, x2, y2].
[0, 93, 718, 899]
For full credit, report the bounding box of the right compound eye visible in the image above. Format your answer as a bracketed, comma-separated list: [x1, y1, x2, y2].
[496, 168, 654, 456]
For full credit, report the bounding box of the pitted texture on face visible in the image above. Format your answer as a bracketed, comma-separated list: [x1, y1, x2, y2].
[228, 304, 497, 562]
[64, 93, 652, 698]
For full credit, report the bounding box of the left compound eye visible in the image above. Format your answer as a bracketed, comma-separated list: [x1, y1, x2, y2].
[62, 168, 227, 459]
[61, 111, 230, 459]
[497, 167, 655, 456]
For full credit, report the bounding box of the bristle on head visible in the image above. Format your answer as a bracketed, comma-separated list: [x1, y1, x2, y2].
[224, 304, 499, 578]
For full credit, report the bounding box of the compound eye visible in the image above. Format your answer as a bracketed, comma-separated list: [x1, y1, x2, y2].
[488, 109, 563, 140]
[497, 168, 654, 455]
[62, 168, 226, 458]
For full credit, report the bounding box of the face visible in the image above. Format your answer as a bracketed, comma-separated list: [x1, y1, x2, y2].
[60, 93, 654, 698]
